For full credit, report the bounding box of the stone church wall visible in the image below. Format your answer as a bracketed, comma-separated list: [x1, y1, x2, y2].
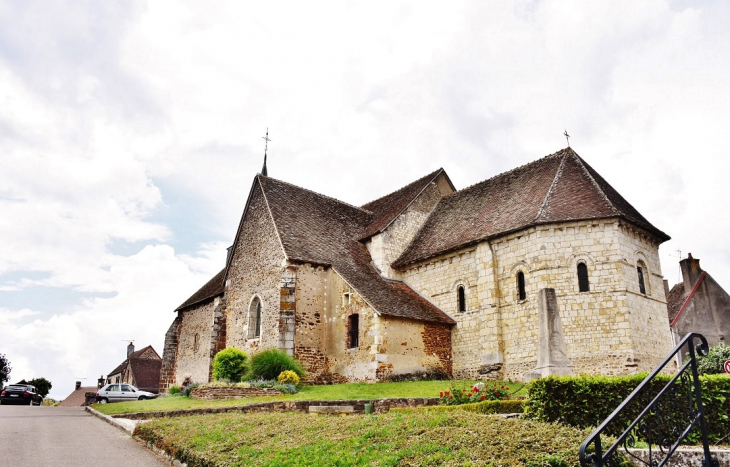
[224, 183, 287, 354]
[174, 299, 220, 385]
[402, 218, 673, 381]
[159, 314, 182, 392]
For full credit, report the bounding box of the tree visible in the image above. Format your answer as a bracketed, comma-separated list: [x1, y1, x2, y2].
[28, 377, 52, 397]
[0, 354, 10, 388]
[697, 342, 730, 375]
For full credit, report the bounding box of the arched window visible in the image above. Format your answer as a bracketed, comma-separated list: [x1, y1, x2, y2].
[637, 265, 646, 295]
[248, 297, 262, 339]
[193, 333, 200, 352]
[457, 286, 466, 312]
[577, 263, 589, 292]
[517, 271, 526, 301]
[347, 314, 359, 349]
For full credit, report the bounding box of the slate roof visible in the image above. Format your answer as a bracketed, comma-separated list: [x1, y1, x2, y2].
[58, 386, 97, 407]
[257, 176, 455, 324]
[360, 168, 452, 239]
[175, 268, 226, 312]
[107, 345, 162, 392]
[393, 148, 670, 268]
[666, 282, 687, 323]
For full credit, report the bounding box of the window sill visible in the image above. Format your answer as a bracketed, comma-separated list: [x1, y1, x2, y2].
[346, 347, 359, 353]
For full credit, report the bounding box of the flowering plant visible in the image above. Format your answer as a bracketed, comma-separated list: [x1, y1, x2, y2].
[438, 382, 511, 405]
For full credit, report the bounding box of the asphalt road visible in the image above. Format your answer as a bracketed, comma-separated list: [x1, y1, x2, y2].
[0, 405, 168, 466]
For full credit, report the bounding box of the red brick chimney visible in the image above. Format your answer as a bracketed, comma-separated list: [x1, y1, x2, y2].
[75, 381, 81, 390]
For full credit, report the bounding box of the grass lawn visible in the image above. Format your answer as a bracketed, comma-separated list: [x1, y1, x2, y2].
[136, 410, 591, 467]
[94, 380, 527, 415]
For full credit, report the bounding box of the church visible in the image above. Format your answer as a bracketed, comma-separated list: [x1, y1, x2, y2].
[159, 147, 674, 390]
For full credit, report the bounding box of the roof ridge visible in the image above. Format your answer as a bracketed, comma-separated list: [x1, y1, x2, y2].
[533, 151, 569, 222]
[260, 175, 373, 215]
[360, 168, 444, 208]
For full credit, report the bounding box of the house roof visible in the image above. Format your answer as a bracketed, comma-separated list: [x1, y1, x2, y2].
[58, 386, 97, 407]
[175, 268, 226, 312]
[393, 148, 670, 268]
[257, 175, 455, 324]
[666, 282, 687, 323]
[360, 168, 452, 239]
[107, 345, 161, 377]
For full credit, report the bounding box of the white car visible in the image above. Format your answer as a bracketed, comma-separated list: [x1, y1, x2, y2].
[95, 383, 157, 403]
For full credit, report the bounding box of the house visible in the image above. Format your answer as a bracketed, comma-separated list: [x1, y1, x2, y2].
[160, 147, 674, 389]
[107, 343, 162, 393]
[666, 253, 730, 348]
[58, 379, 104, 407]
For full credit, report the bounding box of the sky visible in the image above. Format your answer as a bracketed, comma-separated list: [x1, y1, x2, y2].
[1, 0, 729, 400]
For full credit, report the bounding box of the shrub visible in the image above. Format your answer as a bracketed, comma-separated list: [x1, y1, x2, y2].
[250, 349, 306, 381]
[438, 382, 511, 405]
[277, 370, 300, 386]
[697, 342, 730, 375]
[212, 348, 249, 383]
[184, 382, 200, 397]
[525, 373, 730, 444]
[168, 385, 182, 395]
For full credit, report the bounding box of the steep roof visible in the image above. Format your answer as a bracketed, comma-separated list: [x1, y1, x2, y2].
[257, 176, 455, 324]
[175, 268, 226, 312]
[666, 282, 687, 323]
[393, 148, 670, 268]
[360, 168, 452, 239]
[107, 345, 161, 376]
[58, 386, 97, 407]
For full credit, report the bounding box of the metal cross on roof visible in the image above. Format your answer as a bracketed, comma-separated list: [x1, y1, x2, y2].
[261, 128, 270, 176]
[564, 130, 570, 147]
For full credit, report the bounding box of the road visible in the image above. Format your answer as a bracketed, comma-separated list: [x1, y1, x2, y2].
[0, 405, 168, 466]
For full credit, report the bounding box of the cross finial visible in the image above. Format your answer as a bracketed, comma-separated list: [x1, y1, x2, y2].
[564, 130, 570, 147]
[261, 128, 270, 176]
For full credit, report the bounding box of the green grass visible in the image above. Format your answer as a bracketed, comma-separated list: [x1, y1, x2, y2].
[136, 410, 592, 466]
[94, 380, 527, 415]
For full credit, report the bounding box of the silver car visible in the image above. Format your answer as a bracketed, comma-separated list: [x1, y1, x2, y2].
[95, 383, 157, 403]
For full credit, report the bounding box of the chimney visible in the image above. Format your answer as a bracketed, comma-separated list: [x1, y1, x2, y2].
[98, 376, 105, 389]
[75, 381, 81, 390]
[663, 279, 670, 299]
[680, 253, 703, 294]
[127, 341, 135, 358]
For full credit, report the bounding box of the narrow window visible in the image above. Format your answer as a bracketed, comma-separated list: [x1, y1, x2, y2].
[457, 286, 466, 312]
[193, 333, 200, 352]
[517, 271, 526, 301]
[637, 266, 646, 295]
[348, 314, 359, 349]
[343, 292, 351, 306]
[248, 297, 262, 339]
[577, 263, 589, 292]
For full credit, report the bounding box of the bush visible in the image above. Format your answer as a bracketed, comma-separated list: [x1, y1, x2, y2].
[525, 373, 730, 444]
[184, 382, 200, 397]
[212, 348, 249, 383]
[168, 385, 182, 395]
[438, 382, 511, 405]
[250, 349, 306, 381]
[277, 370, 300, 386]
[697, 342, 730, 375]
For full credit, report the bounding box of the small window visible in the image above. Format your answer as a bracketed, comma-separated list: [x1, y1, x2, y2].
[457, 286, 466, 312]
[248, 297, 262, 339]
[343, 292, 351, 306]
[348, 314, 359, 349]
[577, 263, 590, 292]
[637, 266, 646, 295]
[517, 271, 526, 301]
[193, 333, 200, 352]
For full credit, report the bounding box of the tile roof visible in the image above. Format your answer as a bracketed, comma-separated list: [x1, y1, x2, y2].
[58, 386, 97, 407]
[257, 176, 455, 324]
[393, 148, 670, 268]
[666, 282, 687, 323]
[175, 268, 226, 312]
[360, 168, 451, 239]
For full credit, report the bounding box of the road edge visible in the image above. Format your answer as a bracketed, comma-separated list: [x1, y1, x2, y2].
[85, 405, 135, 435]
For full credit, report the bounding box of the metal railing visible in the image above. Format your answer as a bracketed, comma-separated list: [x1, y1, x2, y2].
[579, 332, 717, 467]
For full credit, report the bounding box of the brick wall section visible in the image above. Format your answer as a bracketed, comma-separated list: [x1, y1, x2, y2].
[115, 397, 440, 420]
[208, 299, 227, 381]
[422, 322, 452, 376]
[225, 182, 287, 354]
[189, 386, 284, 400]
[279, 267, 296, 356]
[159, 314, 182, 392]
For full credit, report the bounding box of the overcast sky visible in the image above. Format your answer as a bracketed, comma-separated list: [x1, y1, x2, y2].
[2, 0, 729, 399]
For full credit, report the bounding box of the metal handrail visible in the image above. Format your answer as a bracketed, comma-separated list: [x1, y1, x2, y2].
[578, 332, 716, 467]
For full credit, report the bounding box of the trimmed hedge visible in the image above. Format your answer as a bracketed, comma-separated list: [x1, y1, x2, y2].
[525, 373, 730, 443]
[392, 399, 525, 415]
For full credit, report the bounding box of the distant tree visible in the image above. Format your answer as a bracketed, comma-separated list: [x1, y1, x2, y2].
[0, 354, 10, 388]
[697, 342, 730, 375]
[29, 377, 52, 397]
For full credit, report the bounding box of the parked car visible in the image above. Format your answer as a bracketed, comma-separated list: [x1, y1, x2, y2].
[0, 384, 44, 405]
[95, 383, 157, 403]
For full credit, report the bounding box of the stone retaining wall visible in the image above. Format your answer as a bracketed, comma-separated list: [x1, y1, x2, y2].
[114, 397, 439, 420]
[627, 448, 730, 466]
[189, 386, 284, 400]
